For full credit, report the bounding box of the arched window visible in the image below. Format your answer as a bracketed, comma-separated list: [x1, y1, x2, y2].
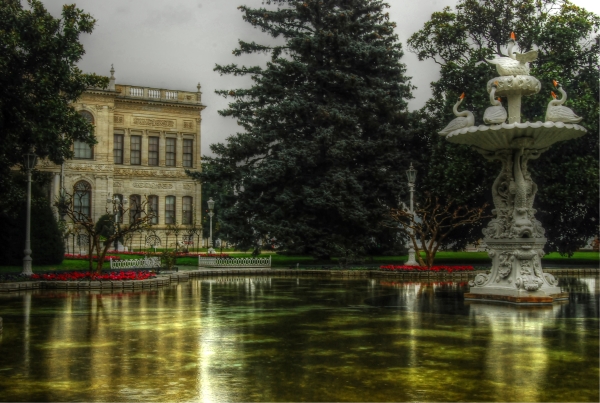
[73, 181, 92, 219]
[182, 196, 193, 224]
[74, 111, 94, 159]
[148, 195, 159, 224]
[130, 194, 142, 224]
[165, 196, 176, 224]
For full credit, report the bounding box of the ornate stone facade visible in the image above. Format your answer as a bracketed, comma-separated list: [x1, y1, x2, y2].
[40, 69, 206, 250]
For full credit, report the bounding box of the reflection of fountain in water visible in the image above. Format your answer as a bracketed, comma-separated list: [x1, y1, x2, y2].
[467, 303, 560, 401]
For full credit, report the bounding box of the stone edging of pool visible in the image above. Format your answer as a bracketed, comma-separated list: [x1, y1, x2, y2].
[0, 268, 597, 293]
[0, 273, 187, 292]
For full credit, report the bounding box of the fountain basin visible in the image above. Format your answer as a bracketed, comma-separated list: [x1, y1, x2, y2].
[486, 75, 541, 96]
[445, 121, 586, 151]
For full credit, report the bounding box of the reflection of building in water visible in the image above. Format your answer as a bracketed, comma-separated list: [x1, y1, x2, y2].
[38, 67, 206, 251]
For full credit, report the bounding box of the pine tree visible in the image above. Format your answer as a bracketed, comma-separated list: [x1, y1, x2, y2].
[190, 0, 413, 258]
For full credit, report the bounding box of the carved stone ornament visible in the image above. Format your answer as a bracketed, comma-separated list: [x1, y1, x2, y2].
[114, 168, 188, 178]
[65, 163, 113, 173]
[133, 182, 173, 190]
[114, 115, 124, 124]
[133, 117, 175, 128]
[443, 33, 586, 301]
[183, 183, 193, 190]
[469, 273, 490, 287]
[113, 181, 123, 187]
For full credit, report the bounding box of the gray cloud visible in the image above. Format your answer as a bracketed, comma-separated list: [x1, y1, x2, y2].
[40, 0, 599, 156]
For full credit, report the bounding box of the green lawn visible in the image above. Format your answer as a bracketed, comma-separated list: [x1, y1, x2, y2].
[1, 250, 597, 274]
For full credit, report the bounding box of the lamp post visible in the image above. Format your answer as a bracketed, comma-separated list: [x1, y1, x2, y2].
[106, 195, 127, 251]
[207, 197, 215, 253]
[22, 151, 38, 275]
[405, 163, 419, 266]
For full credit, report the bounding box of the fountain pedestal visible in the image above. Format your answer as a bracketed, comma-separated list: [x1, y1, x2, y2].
[465, 238, 567, 303]
[442, 71, 586, 304]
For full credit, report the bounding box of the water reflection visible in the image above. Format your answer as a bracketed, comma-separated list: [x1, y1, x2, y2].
[0, 275, 597, 402]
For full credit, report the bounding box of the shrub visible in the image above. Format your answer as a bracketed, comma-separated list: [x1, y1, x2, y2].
[0, 178, 64, 265]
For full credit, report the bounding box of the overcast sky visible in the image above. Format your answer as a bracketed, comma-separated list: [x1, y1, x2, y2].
[41, 0, 600, 157]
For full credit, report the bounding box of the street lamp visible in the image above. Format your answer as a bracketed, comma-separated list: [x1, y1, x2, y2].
[106, 195, 127, 251]
[405, 163, 419, 266]
[22, 151, 38, 275]
[207, 197, 215, 253]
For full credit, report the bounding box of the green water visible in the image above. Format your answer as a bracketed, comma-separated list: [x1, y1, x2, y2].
[0, 276, 598, 402]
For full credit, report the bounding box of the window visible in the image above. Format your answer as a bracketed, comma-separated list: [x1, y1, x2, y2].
[165, 196, 176, 224]
[114, 133, 124, 164]
[148, 137, 159, 166]
[130, 195, 142, 224]
[73, 181, 92, 219]
[74, 111, 94, 159]
[182, 196, 193, 224]
[130, 135, 141, 165]
[183, 139, 193, 167]
[166, 138, 176, 166]
[148, 195, 159, 224]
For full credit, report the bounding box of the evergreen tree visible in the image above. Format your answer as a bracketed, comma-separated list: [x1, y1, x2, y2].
[408, 0, 599, 254]
[189, 0, 413, 258]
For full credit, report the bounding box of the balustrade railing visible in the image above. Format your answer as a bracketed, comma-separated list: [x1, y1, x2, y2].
[165, 91, 178, 100]
[148, 89, 160, 98]
[198, 256, 272, 268]
[110, 257, 161, 270]
[130, 87, 144, 97]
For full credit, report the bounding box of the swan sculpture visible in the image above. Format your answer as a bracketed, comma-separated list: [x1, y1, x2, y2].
[483, 82, 507, 125]
[486, 32, 538, 76]
[438, 93, 475, 136]
[545, 80, 583, 123]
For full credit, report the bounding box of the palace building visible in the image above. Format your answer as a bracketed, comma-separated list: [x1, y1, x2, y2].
[39, 66, 205, 251]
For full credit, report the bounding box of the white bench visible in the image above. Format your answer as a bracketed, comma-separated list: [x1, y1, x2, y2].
[109, 257, 161, 270]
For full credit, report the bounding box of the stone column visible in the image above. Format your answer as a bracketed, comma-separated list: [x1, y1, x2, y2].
[123, 129, 131, 165]
[159, 131, 166, 167]
[141, 130, 149, 166]
[176, 133, 183, 168]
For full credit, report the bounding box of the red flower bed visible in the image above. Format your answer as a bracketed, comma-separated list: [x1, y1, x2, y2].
[31, 270, 156, 281]
[380, 265, 474, 273]
[197, 253, 230, 258]
[64, 254, 121, 261]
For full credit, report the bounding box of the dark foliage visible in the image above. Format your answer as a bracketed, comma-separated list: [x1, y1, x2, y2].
[0, 0, 108, 211]
[0, 174, 64, 266]
[408, 0, 599, 254]
[189, 0, 414, 258]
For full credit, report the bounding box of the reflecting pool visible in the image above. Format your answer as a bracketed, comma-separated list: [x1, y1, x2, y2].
[0, 276, 598, 402]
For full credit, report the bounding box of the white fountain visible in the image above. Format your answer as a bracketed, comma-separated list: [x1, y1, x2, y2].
[439, 33, 587, 304]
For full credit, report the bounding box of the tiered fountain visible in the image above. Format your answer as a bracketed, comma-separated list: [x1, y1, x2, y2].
[438, 33, 587, 304]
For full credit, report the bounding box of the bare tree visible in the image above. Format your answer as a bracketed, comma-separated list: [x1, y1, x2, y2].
[55, 187, 157, 272]
[389, 194, 491, 268]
